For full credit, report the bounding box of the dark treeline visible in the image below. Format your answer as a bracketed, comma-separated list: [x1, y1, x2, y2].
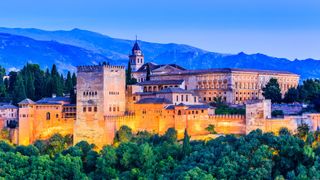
[263, 78, 320, 112]
[1, 125, 320, 179]
[0, 64, 76, 104]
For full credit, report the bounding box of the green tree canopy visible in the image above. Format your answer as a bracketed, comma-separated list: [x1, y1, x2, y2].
[262, 78, 282, 103]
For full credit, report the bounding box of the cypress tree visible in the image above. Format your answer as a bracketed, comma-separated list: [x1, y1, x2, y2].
[72, 73, 77, 87]
[13, 74, 27, 104]
[65, 71, 73, 95]
[146, 64, 151, 81]
[25, 72, 35, 100]
[182, 129, 191, 157]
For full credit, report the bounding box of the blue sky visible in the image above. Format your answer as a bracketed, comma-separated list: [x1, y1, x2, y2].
[1, 0, 320, 59]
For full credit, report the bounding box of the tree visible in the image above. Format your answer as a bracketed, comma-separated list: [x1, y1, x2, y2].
[283, 87, 300, 103]
[272, 110, 284, 117]
[279, 127, 291, 136]
[205, 124, 217, 134]
[95, 146, 118, 178]
[146, 64, 151, 81]
[182, 129, 191, 157]
[163, 128, 177, 144]
[262, 78, 282, 103]
[65, 71, 73, 95]
[297, 123, 310, 139]
[13, 74, 26, 104]
[126, 61, 137, 85]
[114, 126, 133, 145]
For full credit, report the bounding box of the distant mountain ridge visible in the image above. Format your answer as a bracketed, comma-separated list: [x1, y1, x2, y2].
[0, 27, 319, 79]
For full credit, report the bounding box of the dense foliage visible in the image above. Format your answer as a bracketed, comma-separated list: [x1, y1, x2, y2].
[262, 78, 282, 103]
[2, 125, 320, 179]
[0, 63, 76, 104]
[210, 97, 245, 115]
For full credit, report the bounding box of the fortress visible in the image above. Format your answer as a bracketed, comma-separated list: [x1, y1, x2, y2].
[12, 41, 320, 149]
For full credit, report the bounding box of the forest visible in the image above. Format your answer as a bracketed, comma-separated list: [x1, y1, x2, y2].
[0, 124, 320, 179]
[0, 64, 76, 104]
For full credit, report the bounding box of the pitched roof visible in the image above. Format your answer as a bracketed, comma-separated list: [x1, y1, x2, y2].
[165, 104, 210, 110]
[136, 63, 185, 73]
[154, 68, 298, 76]
[137, 80, 184, 86]
[36, 97, 71, 105]
[136, 98, 172, 104]
[0, 104, 18, 109]
[18, 98, 36, 105]
[132, 41, 141, 51]
[157, 87, 192, 94]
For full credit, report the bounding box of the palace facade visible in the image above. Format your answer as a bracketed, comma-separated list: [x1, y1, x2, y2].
[12, 40, 318, 149]
[130, 41, 299, 104]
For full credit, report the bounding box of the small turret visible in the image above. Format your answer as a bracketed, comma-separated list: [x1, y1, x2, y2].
[129, 37, 144, 72]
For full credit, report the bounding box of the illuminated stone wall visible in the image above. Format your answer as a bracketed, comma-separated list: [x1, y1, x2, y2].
[18, 104, 75, 145]
[75, 65, 126, 149]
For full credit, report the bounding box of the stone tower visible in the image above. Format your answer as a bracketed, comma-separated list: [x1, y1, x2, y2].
[18, 99, 36, 145]
[129, 40, 144, 72]
[74, 64, 126, 149]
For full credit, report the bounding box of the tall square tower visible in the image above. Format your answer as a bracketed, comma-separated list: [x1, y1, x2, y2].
[74, 64, 125, 148]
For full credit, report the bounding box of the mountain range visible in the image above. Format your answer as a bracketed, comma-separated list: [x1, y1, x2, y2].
[0, 27, 319, 79]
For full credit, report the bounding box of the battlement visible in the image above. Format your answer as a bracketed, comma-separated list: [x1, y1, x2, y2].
[77, 65, 125, 73]
[209, 114, 245, 120]
[77, 65, 103, 72]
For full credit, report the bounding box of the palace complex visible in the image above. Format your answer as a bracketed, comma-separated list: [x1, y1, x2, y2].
[6, 40, 320, 149]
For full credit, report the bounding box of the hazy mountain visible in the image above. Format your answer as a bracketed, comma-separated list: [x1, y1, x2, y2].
[0, 27, 319, 79]
[0, 33, 110, 72]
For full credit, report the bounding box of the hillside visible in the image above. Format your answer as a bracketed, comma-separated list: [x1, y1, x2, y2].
[0, 27, 319, 79]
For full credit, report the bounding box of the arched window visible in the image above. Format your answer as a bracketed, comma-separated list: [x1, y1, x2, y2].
[46, 112, 51, 120]
[178, 110, 182, 115]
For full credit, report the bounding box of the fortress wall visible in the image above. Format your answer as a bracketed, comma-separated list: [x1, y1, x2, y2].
[34, 118, 75, 141]
[264, 118, 298, 134]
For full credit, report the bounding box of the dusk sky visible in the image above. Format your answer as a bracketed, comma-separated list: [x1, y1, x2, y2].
[1, 0, 319, 59]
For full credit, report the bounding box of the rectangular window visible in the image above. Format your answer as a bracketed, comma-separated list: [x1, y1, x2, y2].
[186, 95, 189, 102]
[176, 95, 179, 101]
[94, 107, 97, 112]
[83, 107, 86, 112]
[181, 95, 184, 101]
[88, 107, 92, 112]
[194, 97, 196, 102]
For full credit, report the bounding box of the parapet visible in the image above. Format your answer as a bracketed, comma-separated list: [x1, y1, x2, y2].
[77, 65, 103, 72]
[209, 114, 245, 120]
[103, 65, 125, 70]
[77, 64, 125, 73]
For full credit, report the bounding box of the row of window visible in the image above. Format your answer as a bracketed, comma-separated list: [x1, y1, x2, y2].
[175, 95, 197, 103]
[235, 97, 259, 102]
[0, 113, 16, 117]
[109, 106, 120, 112]
[109, 91, 120, 95]
[83, 106, 98, 112]
[83, 91, 98, 96]
[203, 91, 226, 95]
[203, 96, 227, 102]
[236, 92, 258, 95]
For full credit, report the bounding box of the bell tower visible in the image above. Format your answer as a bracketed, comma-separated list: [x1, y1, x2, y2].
[129, 38, 144, 72]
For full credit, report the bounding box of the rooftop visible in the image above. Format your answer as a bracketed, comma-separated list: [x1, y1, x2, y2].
[157, 87, 192, 94]
[36, 97, 71, 105]
[136, 62, 185, 73]
[151, 68, 298, 76]
[136, 98, 172, 104]
[137, 80, 184, 86]
[0, 104, 18, 109]
[165, 104, 211, 110]
[18, 98, 36, 105]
